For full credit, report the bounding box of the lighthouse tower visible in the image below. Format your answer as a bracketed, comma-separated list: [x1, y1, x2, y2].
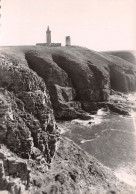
[46, 26, 51, 45]
[36, 26, 61, 47]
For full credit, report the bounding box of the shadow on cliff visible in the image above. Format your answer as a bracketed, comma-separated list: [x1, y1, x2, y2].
[0, 47, 135, 193]
[24, 46, 136, 118]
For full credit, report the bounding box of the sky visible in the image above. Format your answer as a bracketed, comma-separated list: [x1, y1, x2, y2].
[0, 0, 136, 51]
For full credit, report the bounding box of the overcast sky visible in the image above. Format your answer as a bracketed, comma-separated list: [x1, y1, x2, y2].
[0, 0, 136, 51]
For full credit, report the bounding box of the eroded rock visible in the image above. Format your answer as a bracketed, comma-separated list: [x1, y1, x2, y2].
[0, 47, 135, 194]
[0, 54, 59, 161]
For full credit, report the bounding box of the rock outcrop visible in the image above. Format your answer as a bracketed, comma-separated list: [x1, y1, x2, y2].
[0, 46, 135, 119]
[0, 47, 135, 193]
[0, 146, 31, 193]
[0, 138, 134, 194]
[0, 53, 59, 161]
[28, 137, 134, 194]
[24, 46, 136, 116]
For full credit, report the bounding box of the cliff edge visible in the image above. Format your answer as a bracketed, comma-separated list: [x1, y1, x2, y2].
[1, 46, 136, 119]
[0, 46, 135, 193]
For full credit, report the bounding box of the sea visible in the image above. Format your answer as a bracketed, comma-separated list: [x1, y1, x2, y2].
[58, 93, 136, 188]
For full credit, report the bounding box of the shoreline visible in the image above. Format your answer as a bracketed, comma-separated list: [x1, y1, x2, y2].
[57, 105, 136, 189]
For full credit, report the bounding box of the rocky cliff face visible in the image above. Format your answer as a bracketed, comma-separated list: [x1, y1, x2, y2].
[0, 52, 60, 193]
[0, 52, 59, 160]
[0, 47, 135, 193]
[0, 137, 134, 194]
[24, 46, 136, 117]
[0, 46, 135, 120]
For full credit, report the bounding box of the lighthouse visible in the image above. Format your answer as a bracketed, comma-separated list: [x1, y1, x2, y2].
[46, 26, 51, 45]
[36, 26, 62, 47]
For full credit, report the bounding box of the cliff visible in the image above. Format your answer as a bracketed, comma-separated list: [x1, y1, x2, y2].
[0, 46, 135, 193]
[2, 46, 136, 119]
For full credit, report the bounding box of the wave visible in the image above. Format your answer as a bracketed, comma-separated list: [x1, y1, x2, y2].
[80, 139, 95, 143]
[127, 92, 136, 102]
[71, 109, 109, 127]
[96, 108, 109, 116]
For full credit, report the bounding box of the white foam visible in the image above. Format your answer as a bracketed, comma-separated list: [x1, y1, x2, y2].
[80, 139, 94, 143]
[71, 119, 93, 126]
[130, 110, 136, 118]
[96, 108, 108, 116]
[71, 109, 109, 127]
[127, 92, 136, 102]
[92, 116, 103, 125]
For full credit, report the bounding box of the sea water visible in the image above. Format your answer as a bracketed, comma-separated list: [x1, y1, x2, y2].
[58, 100, 136, 187]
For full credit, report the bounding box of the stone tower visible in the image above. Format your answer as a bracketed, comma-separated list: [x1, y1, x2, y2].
[65, 36, 71, 46]
[46, 26, 51, 45]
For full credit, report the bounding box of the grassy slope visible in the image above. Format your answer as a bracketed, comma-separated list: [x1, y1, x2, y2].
[102, 50, 136, 64]
[0, 46, 135, 69]
[1, 45, 136, 97]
